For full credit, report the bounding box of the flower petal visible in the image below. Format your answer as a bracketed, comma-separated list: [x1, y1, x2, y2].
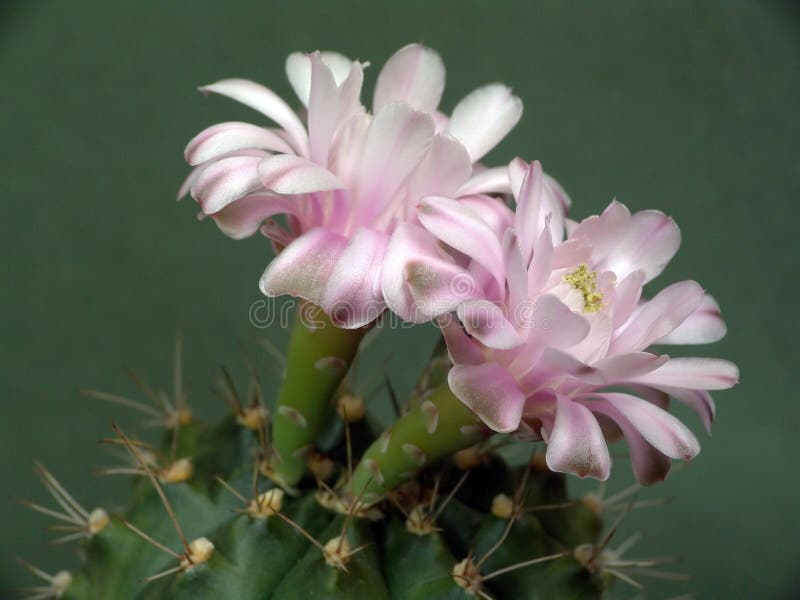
[546, 395, 610, 480]
[600, 209, 681, 283]
[612, 270, 645, 328]
[258, 154, 343, 195]
[655, 294, 727, 345]
[212, 193, 298, 240]
[406, 134, 472, 203]
[286, 51, 353, 106]
[449, 362, 526, 433]
[355, 103, 435, 221]
[418, 196, 506, 288]
[611, 280, 705, 353]
[657, 386, 716, 433]
[191, 155, 265, 214]
[446, 84, 522, 162]
[373, 44, 445, 113]
[587, 400, 671, 485]
[590, 393, 700, 461]
[381, 222, 464, 322]
[514, 161, 545, 264]
[438, 315, 485, 365]
[457, 299, 525, 350]
[456, 166, 511, 196]
[628, 357, 739, 390]
[185, 122, 294, 166]
[199, 78, 309, 157]
[259, 228, 347, 302]
[321, 228, 389, 328]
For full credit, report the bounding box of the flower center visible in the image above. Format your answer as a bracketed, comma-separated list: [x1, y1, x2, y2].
[563, 264, 604, 313]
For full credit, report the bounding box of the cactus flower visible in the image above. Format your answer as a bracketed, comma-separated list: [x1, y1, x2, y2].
[180, 44, 524, 327]
[389, 158, 739, 484]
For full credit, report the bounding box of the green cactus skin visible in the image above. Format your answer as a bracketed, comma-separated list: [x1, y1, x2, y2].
[17, 332, 651, 599]
[349, 383, 488, 504]
[268, 303, 368, 487]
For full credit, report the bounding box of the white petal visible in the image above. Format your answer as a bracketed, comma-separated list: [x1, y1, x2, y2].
[374, 43, 445, 113]
[285, 51, 354, 106]
[259, 228, 347, 302]
[446, 84, 522, 162]
[199, 78, 309, 157]
[258, 154, 343, 195]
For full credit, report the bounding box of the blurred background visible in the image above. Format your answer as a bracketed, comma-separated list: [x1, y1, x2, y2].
[1, 0, 797, 597]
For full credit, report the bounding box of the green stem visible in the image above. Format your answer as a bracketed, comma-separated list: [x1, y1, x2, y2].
[349, 383, 488, 503]
[269, 303, 367, 487]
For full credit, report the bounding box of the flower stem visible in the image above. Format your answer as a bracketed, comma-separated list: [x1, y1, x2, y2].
[349, 383, 487, 503]
[269, 303, 367, 487]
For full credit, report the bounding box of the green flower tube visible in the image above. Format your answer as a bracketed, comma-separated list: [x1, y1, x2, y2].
[349, 382, 488, 503]
[269, 303, 368, 487]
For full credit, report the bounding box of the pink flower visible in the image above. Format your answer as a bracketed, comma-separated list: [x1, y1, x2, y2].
[179, 44, 524, 327]
[389, 159, 739, 484]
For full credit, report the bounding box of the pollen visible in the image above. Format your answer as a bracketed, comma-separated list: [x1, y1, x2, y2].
[564, 264, 604, 313]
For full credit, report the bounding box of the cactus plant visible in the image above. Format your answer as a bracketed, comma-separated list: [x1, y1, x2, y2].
[13, 43, 738, 599]
[16, 335, 644, 600]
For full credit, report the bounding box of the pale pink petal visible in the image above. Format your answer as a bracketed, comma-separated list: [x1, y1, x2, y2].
[523, 294, 591, 350]
[212, 193, 298, 240]
[446, 84, 523, 162]
[543, 173, 572, 212]
[527, 227, 554, 295]
[570, 200, 632, 262]
[628, 357, 739, 390]
[437, 315, 486, 366]
[507, 157, 527, 199]
[199, 79, 309, 157]
[259, 228, 347, 301]
[185, 122, 294, 166]
[457, 299, 525, 350]
[307, 53, 342, 165]
[612, 270, 646, 328]
[449, 362, 526, 433]
[328, 112, 371, 188]
[373, 44, 445, 113]
[600, 209, 681, 283]
[355, 103, 435, 221]
[456, 166, 511, 196]
[457, 195, 515, 240]
[514, 161, 545, 264]
[191, 155, 264, 214]
[502, 230, 528, 311]
[258, 154, 343, 194]
[405, 259, 479, 320]
[657, 386, 716, 433]
[321, 228, 389, 328]
[546, 395, 610, 480]
[588, 400, 671, 485]
[406, 134, 472, 203]
[590, 393, 699, 461]
[381, 222, 463, 322]
[611, 280, 705, 353]
[285, 51, 353, 106]
[655, 294, 727, 345]
[592, 352, 670, 382]
[418, 196, 506, 288]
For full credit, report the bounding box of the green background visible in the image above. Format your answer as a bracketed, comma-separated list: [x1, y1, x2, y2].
[1, 1, 797, 597]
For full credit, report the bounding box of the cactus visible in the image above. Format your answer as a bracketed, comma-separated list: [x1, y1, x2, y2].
[12, 42, 738, 599]
[13, 328, 683, 600]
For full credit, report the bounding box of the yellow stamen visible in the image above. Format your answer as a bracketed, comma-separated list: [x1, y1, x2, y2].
[564, 264, 604, 313]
